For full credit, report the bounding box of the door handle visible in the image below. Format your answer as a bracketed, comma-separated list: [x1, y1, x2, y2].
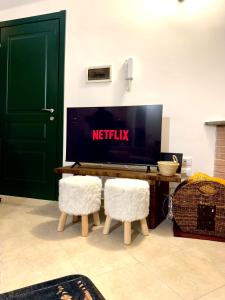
[41, 108, 55, 113]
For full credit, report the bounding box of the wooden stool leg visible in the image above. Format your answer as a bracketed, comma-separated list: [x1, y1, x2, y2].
[72, 215, 79, 223]
[93, 212, 100, 226]
[57, 212, 68, 232]
[103, 215, 112, 235]
[124, 221, 132, 245]
[81, 215, 89, 237]
[140, 218, 149, 236]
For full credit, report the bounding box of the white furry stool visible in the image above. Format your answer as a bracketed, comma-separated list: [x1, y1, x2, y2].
[103, 178, 150, 245]
[57, 175, 102, 237]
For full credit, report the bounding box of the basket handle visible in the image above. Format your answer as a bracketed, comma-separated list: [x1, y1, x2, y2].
[172, 155, 178, 163]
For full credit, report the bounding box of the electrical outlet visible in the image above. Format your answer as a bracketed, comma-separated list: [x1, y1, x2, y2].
[183, 156, 192, 167]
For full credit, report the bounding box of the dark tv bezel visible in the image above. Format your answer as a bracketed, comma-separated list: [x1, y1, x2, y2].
[66, 104, 163, 167]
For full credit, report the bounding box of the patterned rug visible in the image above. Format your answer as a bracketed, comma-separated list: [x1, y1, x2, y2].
[0, 275, 105, 300]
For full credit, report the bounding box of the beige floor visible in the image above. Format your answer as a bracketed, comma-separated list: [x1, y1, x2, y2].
[1, 196, 225, 300]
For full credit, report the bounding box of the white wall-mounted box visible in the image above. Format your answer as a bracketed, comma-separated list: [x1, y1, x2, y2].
[87, 65, 112, 82]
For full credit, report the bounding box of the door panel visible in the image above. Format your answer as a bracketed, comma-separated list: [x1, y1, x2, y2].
[0, 16, 63, 200]
[7, 122, 46, 140]
[7, 33, 47, 111]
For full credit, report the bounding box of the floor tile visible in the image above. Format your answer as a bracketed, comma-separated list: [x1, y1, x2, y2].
[94, 263, 183, 300]
[197, 285, 225, 300]
[145, 248, 225, 300]
[1, 196, 225, 300]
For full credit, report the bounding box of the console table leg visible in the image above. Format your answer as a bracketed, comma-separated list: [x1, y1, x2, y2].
[147, 182, 156, 229]
[72, 215, 79, 223]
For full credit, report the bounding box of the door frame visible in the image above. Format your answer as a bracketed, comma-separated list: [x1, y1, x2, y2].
[0, 11, 66, 199]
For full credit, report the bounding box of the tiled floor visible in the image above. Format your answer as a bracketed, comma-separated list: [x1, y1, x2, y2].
[1, 196, 225, 299]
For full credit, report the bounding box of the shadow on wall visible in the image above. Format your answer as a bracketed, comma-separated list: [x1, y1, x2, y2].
[0, 0, 47, 10]
[161, 117, 170, 152]
[112, 64, 127, 106]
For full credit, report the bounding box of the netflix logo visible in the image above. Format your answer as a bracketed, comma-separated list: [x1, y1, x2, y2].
[92, 129, 129, 141]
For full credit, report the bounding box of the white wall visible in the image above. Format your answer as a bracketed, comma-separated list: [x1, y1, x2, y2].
[1, 0, 225, 174]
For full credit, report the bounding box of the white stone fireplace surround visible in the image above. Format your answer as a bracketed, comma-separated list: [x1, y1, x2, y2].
[205, 121, 225, 179]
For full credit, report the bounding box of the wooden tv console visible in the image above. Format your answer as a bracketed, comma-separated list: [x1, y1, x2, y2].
[55, 165, 181, 229]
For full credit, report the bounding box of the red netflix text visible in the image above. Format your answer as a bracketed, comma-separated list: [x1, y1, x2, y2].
[92, 130, 129, 141]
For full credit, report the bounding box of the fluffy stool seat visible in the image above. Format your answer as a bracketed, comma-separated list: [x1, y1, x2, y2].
[103, 178, 150, 245]
[57, 175, 102, 236]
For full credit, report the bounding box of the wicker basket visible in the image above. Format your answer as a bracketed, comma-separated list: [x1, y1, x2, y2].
[173, 180, 225, 237]
[158, 155, 179, 176]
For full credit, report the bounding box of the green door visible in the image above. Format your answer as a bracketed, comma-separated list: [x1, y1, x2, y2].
[0, 12, 65, 200]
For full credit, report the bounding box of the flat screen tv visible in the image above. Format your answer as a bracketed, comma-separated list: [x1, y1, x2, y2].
[66, 105, 163, 166]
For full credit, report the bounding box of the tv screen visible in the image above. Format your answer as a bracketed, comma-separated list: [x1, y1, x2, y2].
[66, 105, 163, 166]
